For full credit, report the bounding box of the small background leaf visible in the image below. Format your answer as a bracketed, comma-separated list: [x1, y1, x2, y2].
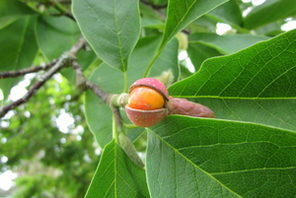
[208, 0, 243, 27]
[188, 43, 222, 71]
[128, 36, 179, 82]
[244, 0, 296, 29]
[36, 16, 80, 61]
[187, 33, 268, 70]
[162, 0, 229, 46]
[189, 33, 269, 54]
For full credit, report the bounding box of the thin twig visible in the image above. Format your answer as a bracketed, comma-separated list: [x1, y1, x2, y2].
[71, 61, 122, 129]
[71, 61, 110, 103]
[0, 58, 67, 118]
[51, 0, 76, 21]
[0, 60, 58, 79]
[68, 37, 86, 56]
[0, 38, 86, 118]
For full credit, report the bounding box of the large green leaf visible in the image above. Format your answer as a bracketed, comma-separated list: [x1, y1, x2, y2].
[189, 33, 269, 54]
[85, 140, 149, 198]
[147, 116, 296, 198]
[169, 30, 296, 131]
[72, 0, 140, 71]
[0, 17, 38, 97]
[36, 16, 80, 61]
[244, 0, 296, 29]
[161, 0, 229, 46]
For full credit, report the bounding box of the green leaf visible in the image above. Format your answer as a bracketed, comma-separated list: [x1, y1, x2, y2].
[0, 17, 38, 97]
[208, 0, 243, 26]
[85, 140, 149, 198]
[147, 116, 296, 198]
[72, 0, 141, 71]
[244, 0, 296, 29]
[161, 0, 229, 46]
[169, 30, 296, 131]
[36, 16, 80, 61]
[189, 33, 269, 54]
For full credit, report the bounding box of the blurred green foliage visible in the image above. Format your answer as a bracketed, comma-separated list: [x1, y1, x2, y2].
[0, 76, 99, 198]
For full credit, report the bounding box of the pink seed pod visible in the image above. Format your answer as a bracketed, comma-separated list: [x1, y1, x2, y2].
[167, 97, 215, 118]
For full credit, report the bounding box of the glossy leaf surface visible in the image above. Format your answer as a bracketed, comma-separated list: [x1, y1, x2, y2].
[170, 30, 296, 131]
[147, 116, 296, 198]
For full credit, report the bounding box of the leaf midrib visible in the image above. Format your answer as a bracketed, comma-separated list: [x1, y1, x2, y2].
[169, 95, 296, 100]
[211, 167, 296, 176]
[112, 0, 126, 70]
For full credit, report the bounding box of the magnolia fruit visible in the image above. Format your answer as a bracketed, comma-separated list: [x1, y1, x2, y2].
[125, 78, 168, 127]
